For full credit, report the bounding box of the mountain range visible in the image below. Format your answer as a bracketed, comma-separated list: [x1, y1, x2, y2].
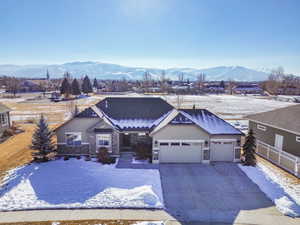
[0, 61, 269, 81]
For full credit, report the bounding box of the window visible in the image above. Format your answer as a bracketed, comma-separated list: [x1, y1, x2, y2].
[170, 142, 180, 146]
[296, 136, 300, 143]
[138, 132, 146, 136]
[66, 132, 82, 146]
[275, 134, 284, 150]
[181, 142, 191, 146]
[257, 124, 266, 131]
[97, 134, 111, 147]
[0, 113, 8, 126]
[159, 142, 169, 146]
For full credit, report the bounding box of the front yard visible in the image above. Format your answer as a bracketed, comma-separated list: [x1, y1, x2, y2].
[0, 158, 163, 211]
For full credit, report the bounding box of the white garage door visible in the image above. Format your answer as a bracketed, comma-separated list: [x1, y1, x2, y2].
[159, 141, 202, 163]
[211, 141, 234, 161]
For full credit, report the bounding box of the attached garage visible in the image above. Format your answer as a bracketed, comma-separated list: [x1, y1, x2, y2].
[211, 140, 234, 161]
[158, 141, 203, 163]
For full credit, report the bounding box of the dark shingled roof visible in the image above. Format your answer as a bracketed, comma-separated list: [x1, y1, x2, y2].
[96, 97, 173, 120]
[179, 109, 243, 135]
[76, 107, 98, 118]
[246, 104, 300, 134]
[0, 103, 11, 113]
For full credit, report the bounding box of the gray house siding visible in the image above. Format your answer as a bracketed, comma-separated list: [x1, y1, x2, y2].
[152, 124, 210, 141]
[56, 117, 120, 156]
[249, 120, 300, 157]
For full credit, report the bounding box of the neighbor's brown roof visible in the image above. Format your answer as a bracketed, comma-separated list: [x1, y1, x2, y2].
[0, 103, 11, 113]
[246, 104, 300, 134]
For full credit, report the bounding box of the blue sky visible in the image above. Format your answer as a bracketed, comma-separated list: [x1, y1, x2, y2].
[1, 0, 300, 74]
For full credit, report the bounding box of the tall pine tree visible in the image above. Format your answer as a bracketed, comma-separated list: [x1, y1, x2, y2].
[242, 129, 257, 166]
[60, 77, 71, 97]
[82, 75, 93, 95]
[93, 78, 99, 89]
[71, 78, 81, 96]
[32, 114, 55, 161]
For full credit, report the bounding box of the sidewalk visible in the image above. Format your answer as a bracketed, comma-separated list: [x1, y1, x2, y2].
[0, 209, 300, 225]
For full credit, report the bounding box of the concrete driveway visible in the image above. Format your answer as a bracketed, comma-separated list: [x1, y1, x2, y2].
[160, 163, 283, 224]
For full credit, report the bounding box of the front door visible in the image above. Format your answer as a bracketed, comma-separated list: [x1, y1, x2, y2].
[123, 133, 131, 147]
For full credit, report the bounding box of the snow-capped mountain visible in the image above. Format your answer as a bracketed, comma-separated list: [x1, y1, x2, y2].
[0, 61, 269, 81]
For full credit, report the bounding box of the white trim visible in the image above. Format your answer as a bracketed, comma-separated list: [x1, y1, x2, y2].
[296, 136, 300, 143]
[210, 139, 236, 142]
[57, 142, 89, 145]
[150, 109, 179, 136]
[249, 119, 300, 136]
[91, 105, 115, 128]
[257, 124, 266, 131]
[157, 139, 205, 143]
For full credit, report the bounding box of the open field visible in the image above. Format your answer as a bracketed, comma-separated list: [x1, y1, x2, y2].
[0, 124, 35, 181]
[1, 93, 296, 124]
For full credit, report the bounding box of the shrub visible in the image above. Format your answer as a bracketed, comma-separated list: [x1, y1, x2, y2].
[1, 128, 14, 138]
[63, 155, 69, 161]
[97, 147, 114, 164]
[76, 155, 81, 160]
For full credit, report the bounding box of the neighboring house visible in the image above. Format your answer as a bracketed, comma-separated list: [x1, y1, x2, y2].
[247, 104, 300, 177]
[55, 97, 243, 163]
[204, 84, 225, 94]
[0, 103, 11, 137]
[233, 84, 263, 95]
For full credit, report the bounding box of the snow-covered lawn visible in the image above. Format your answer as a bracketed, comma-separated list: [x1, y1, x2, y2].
[238, 163, 300, 217]
[162, 94, 296, 119]
[0, 159, 163, 211]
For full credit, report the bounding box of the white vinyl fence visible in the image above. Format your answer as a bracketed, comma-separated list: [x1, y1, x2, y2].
[256, 140, 300, 177]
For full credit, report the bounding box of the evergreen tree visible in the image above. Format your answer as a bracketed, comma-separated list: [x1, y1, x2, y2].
[71, 78, 81, 96]
[93, 78, 99, 89]
[220, 80, 225, 88]
[31, 115, 55, 161]
[242, 129, 257, 166]
[73, 105, 79, 117]
[82, 75, 93, 94]
[60, 78, 71, 97]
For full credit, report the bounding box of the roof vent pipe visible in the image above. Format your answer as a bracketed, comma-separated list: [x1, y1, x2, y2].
[105, 100, 108, 108]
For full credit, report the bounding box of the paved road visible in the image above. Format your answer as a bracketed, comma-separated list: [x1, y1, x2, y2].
[160, 162, 300, 224]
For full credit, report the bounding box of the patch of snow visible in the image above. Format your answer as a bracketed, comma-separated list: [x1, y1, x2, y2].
[238, 164, 300, 217]
[0, 159, 163, 211]
[132, 158, 150, 164]
[133, 222, 164, 225]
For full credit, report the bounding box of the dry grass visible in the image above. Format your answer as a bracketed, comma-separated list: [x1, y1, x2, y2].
[0, 123, 58, 182]
[0, 220, 142, 225]
[0, 124, 35, 180]
[257, 155, 300, 184]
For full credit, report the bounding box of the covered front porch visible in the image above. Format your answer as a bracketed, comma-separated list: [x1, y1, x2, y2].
[119, 132, 152, 153]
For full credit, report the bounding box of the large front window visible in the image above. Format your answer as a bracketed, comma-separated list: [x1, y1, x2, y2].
[97, 134, 111, 147]
[66, 132, 82, 146]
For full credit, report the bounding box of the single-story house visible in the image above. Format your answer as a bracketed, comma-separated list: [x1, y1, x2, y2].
[0, 103, 11, 137]
[247, 104, 300, 177]
[233, 84, 263, 95]
[55, 97, 243, 163]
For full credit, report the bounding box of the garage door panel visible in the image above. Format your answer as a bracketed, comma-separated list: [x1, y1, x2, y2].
[159, 145, 202, 163]
[211, 142, 233, 162]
